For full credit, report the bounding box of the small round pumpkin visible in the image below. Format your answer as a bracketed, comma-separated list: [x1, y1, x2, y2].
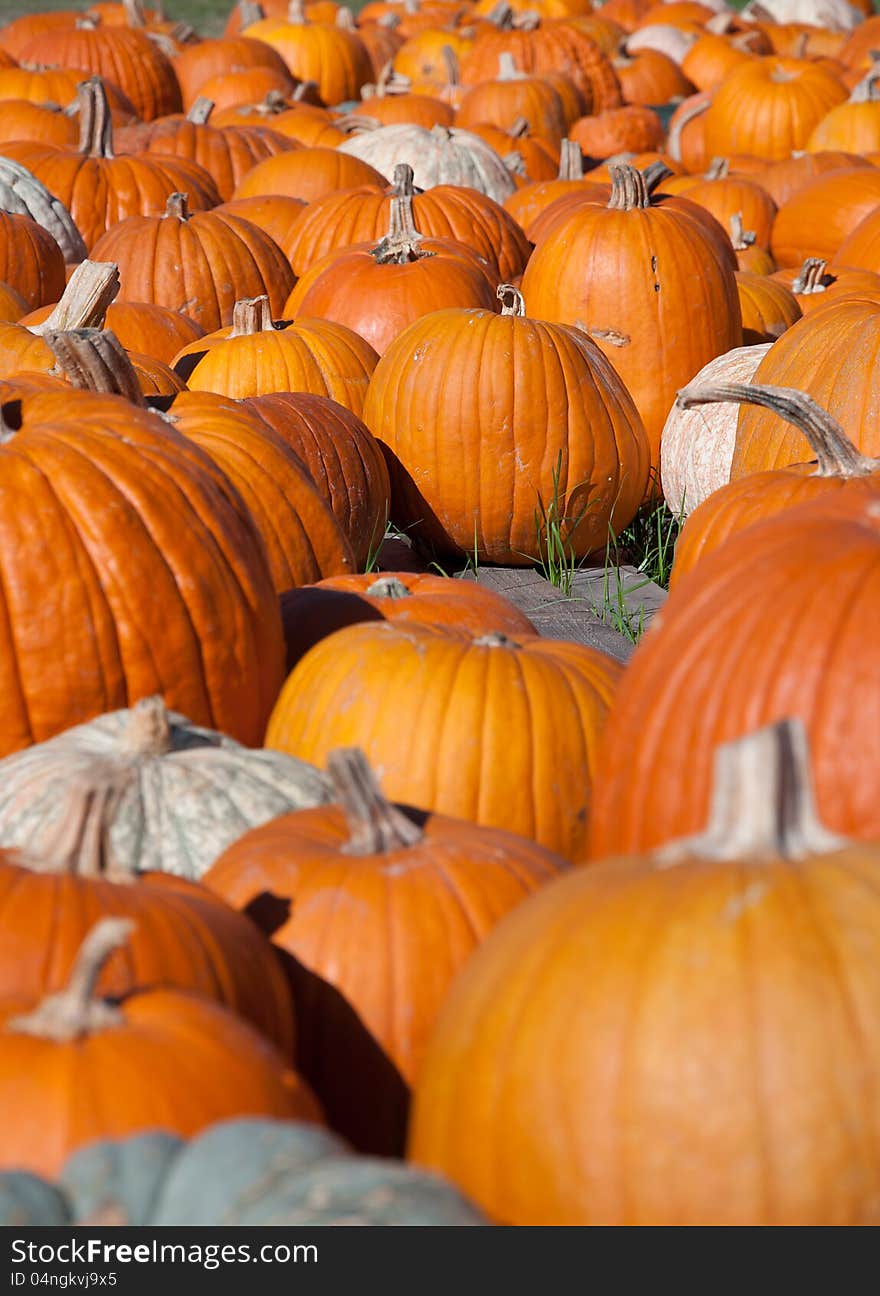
[703, 56, 847, 161]
[0, 211, 65, 311]
[735, 271, 801, 345]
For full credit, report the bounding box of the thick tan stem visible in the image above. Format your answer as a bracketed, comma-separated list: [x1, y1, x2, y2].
[729, 212, 755, 250]
[336, 7, 355, 28]
[666, 94, 709, 164]
[230, 295, 274, 336]
[287, 0, 306, 22]
[119, 695, 173, 757]
[327, 749, 423, 855]
[32, 261, 120, 336]
[791, 257, 828, 295]
[372, 191, 429, 262]
[474, 632, 522, 648]
[508, 116, 530, 139]
[122, 0, 147, 27]
[45, 329, 146, 406]
[675, 381, 878, 477]
[497, 283, 525, 316]
[557, 138, 584, 180]
[163, 192, 191, 221]
[187, 97, 214, 125]
[7, 919, 132, 1042]
[705, 156, 729, 180]
[366, 576, 411, 599]
[851, 68, 880, 103]
[77, 77, 114, 158]
[656, 720, 848, 864]
[504, 150, 527, 176]
[391, 162, 418, 196]
[497, 52, 522, 80]
[487, 0, 514, 28]
[237, 0, 265, 26]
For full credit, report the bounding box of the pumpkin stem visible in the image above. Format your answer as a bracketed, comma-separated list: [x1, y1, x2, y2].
[44, 328, 146, 406]
[77, 77, 114, 159]
[497, 52, 521, 80]
[391, 162, 422, 196]
[728, 212, 755, 250]
[372, 185, 431, 263]
[704, 156, 729, 180]
[850, 66, 880, 103]
[120, 694, 174, 757]
[163, 191, 191, 221]
[790, 257, 828, 295]
[474, 632, 522, 648]
[237, 0, 265, 27]
[666, 94, 709, 164]
[122, 0, 147, 27]
[497, 283, 525, 316]
[655, 720, 849, 864]
[365, 576, 411, 598]
[230, 295, 275, 335]
[607, 161, 669, 210]
[328, 748, 423, 855]
[287, 0, 306, 22]
[186, 97, 214, 125]
[7, 918, 132, 1042]
[487, 0, 515, 28]
[504, 150, 527, 176]
[557, 138, 584, 180]
[675, 381, 878, 478]
[336, 6, 355, 28]
[32, 260, 120, 336]
[508, 116, 530, 139]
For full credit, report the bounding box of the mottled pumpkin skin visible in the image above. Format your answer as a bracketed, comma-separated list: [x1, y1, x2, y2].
[266, 622, 622, 860]
[0, 390, 284, 753]
[363, 305, 651, 563]
[589, 496, 880, 859]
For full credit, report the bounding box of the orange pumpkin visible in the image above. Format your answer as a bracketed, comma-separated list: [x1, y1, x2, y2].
[770, 167, 880, 268]
[612, 47, 694, 106]
[242, 3, 373, 105]
[0, 100, 78, 149]
[211, 194, 306, 259]
[735, 271, 801, 345]
[503, 139, 607, 237]
[755, 148, 870, 206]
[774, 257, 880, 313]
[169, 34, 296, 109]
[232, 145, 388, 202]
[834, 205, 880, 274]
[456, 52, 569, 147]
[0, 211, 65, 311]
[703, 57, 847, 161]
[569, 103, 664, 157]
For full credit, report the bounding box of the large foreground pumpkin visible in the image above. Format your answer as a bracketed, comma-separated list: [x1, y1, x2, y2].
[363, 285, 650, 563]
[266, 622, 622, 860]
[409, 721, 880, 1225]
[588, 491, 880, 857]
[0, 342, 284, 753]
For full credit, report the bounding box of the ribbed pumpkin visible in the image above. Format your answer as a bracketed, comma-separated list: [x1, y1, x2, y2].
[287, 163, 529, 280]
[659, 342, 772, 517]
[1, 79, 222, 250]
[0, 281, 26, 323]
[755, 148, 870, 207]
[807, 69, 880, 153]
[232, 145, 388, 202]
[775, 256, 880, 313]
[735, 271, 801, 345]
[354, 89, 455, 130]
[283, 187, 498, 355]
[770, 167, 880, 268]
[266, 621, 623, 860]
[211, 194, 306, 259]
[16, 19, 182, 120]
[703, 57, 847, 161]
[177, 296, 379, 417]
[521, 163, 742, 470]
[0, 155, 87, 267]
[114, 98, 297, 202]
[729, 212, 776, 275]
[833, 205, 880, 274]
[90, 192, 295, 332]
[680, 30, 756, 91]
[469, 120, 560, 183]
[589, 492, 880, 858]
[0, 335, 284, 754]
[212, 94, 345, 143]
[674, 163, 777, 250]
[0, 100, 78, 149]
[0, 919, 320, 1179]
[671, 382, 880, 587]
[364, 283, 649, 562]
[205, 747, 565, 1154]
[0, 259, 122, 382]
[172, 35, 296, 109]
[502, 139, 607, 237]
[461, 18, 622, 111]
[612, 47, 694, 105]
[456, 52, 569, 147]
[337, 124, 517, 204]
[730, 297, 880, 475]
[569, 104, 664, 156]
[0, 211, 65, 311]
[242, 4, 373, 105]
[410, 720, 880, 1225]
[279, 572, 536, 671]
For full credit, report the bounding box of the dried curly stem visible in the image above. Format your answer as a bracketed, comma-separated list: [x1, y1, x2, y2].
[163, 191, 192, 221]
[790, 257, 828, 295]
[328, 748, 423, 855]
[497, 283, 526, 317]
[666, 94, 709, 164]
[729, 212, 755, 250]
[32, 261, 120, 336]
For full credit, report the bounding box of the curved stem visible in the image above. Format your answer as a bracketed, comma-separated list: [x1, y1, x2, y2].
[729, 212, 755, 250]
[655, 720, 848, 863]
[557, 138, 584, 180]
[186, 97, 214, 125]
[666, 94, 709, 164]
[32, 261, 120, 336]
[497, 51, 522, 80]
[790, 257, 828, 295]
[675, 381, 878, 477]
[327, 748, 423, 855]
[45, 329, 146, 406]
[77, 77, 114, 159]
[7, 919, 132, 1042]
[704, 156, 729, 180]
[119, 695, 173, 757]
[497, 283, 526, 316]
[366, 576, 411, 599]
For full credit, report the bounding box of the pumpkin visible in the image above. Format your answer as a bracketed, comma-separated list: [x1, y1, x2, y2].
[279, 571, 537, 671]
[0, 100, 78, 150]
[0, 281, 27, 324]
[242, 2, 373, 105]
[241, 391, 391, 570]
[589, 491, 880, 858]
[612, 47, 694, 105]
[670, 381, 880, 588]
[0, 919, 320, 1178]
[666, 90, 711, 171]
[503, 139, 607, 236]
[192, 65, 299, 113]
[729, 212, 776, 275]
[2, 79, 222, 250]
[735, 271, 801, 345]
[364, 283, 649, 561]
[674, 162, 777, 251]
[50, 1118, 487, 1225]
[456, 52, 569, 147]
[0, 64, 138, 125]
[338, 123, 517, 203]
[0, 211, 65, 311]
[90, 192, 295, 332]
[287, 162, 529, 280]
[659, 342, 772, 517]
[770, 167, 880, 269]
[231, 144, 388, 202]
[205, 747, 565, 1153]
[282, 187, 498, 355]
[807, 68, 880, 152]
[16, 18, 182, 121]
[703, 57, 848, 161]
[569, 103, 664, 157]
[98, 302, 204, 365]
[0, 155, 87, 266]
[176, 295, 379, 417]
[211, 194, 306, 259]
[410, 720, 880, 1225]
[353, 89, 455, 130]
[521, 163, 742, 472]
[680, 31, 756, 91]
[730, 297, 880, 475]
[160, 389, 357, 591]
[755, 148, 870, 207]
[625, 22, 698, 68]
[833, 205, 880, 274]
[114, 97, 298, 202]
[0, 332, 284, 753]
[461, 17, 623, 112]
[0, 693, 329, 882]
[774, 256, 880, 312]
[0, 260, 122, 382]
[212, 93, 345, 143]
[266, 620, 623, 860]
[0, 13, 84, 61]
[172, 35, 297, 109]
[468, 120, 560, 182]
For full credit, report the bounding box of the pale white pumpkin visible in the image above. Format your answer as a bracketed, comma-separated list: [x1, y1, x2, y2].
[741, 0, 862, 30]
[338, 124, 516, 203]
[626, 25, 698, 65]
[0, 696, 331, 880]
[660, 343, 772, 517]
[0, 156, 87, 266]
